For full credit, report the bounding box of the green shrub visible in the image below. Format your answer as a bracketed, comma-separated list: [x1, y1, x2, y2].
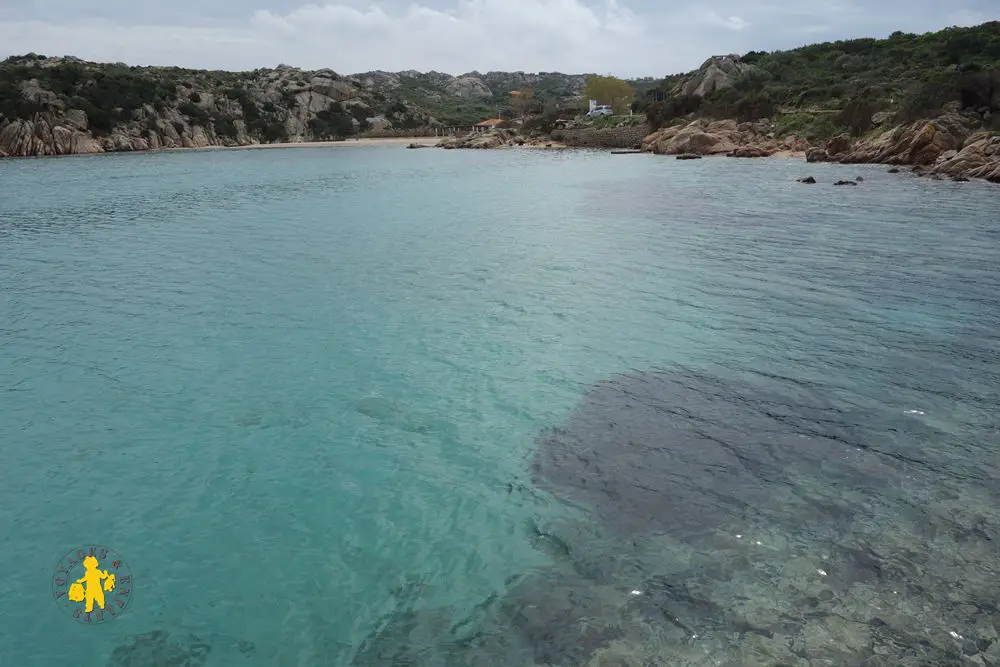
[213, 117, 238, 138]
[225, 86, 261, 122]
[309, 109, 355, 137]
[263, 121, 287, 142]
[179, 101, 211, 125]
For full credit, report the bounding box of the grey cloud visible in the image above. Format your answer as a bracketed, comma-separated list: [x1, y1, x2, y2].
[0, 0, 994, 75]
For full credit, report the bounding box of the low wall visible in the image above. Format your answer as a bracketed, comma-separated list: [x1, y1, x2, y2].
[550, 125, 652, 149]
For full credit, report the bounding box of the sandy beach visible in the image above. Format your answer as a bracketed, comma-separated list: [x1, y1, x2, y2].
[161, 136, 441, 153]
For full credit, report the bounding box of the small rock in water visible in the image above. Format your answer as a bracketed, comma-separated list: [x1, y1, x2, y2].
[676, 153, 702, 160]
[953, 175, 970, 182]
[798, 176, 817, 184]
[834, 180, 858, 186]
[855, 176, 864, 182]
[887, 167, 901, 173]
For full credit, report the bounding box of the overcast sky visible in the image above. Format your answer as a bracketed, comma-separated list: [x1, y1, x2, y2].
[0, 1, 995, 77]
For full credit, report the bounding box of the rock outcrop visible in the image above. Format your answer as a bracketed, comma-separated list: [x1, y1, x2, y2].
[676, 55, 755, 98]
[444, 75, 494, 99]
[931, 132, 1000, 181]
[838, 113, 979, 165]
[0, 115, 104, 156]
[641, 118, 801, 157]
[0, 56, 446, 157]
[437, 129, 520, 149]
[802, 112, 1000, 182]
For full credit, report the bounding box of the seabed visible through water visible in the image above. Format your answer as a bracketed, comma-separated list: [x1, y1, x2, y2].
[106, 366, 1000, 667]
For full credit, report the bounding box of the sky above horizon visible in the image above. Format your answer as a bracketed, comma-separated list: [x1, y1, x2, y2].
[0, 1, 996, 77]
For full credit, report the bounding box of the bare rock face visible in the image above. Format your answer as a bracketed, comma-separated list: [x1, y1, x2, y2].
[642, 118, 773, 156]
[728, 144, 777, 158]
[840, 113, 979, 165]
[0, 115, 105, 156]
[807, 112, 999, 181]
[676, 55, 755, 98]
[932, 133, 1000, 182]
[438, 128, 517, 149]
[308, 70, 357, 101]
[0, 58, 440, 157]
[806, 147, 832, 162]
[445, 75, 493, 99]
[826, 133, 852, 156]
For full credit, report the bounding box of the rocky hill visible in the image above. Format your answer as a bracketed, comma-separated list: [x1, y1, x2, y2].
[349, 70, 593, 127]
[642, 21, 1000, 142]
[0, 54, 593, 157]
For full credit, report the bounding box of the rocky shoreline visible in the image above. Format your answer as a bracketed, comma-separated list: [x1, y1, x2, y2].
[5, 112, 998, 184]
[639, 112, 999, 183]
[641, 118, 810, 159]
[423, 113, 999, 183]
[805, 112, 1000, 182]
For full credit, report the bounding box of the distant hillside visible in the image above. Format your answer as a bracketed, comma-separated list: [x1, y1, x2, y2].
[0, 56, 600, 156]
[642, 21, 1000, 140]
[3, 21, 999, 157]
[348, 70, 596, 127]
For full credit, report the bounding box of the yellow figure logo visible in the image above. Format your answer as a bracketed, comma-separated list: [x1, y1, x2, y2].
[52, 545, 133, 623]
[69, 556, 115, 612]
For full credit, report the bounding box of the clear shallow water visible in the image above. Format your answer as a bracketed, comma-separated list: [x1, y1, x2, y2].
[2, 147, 999, 666]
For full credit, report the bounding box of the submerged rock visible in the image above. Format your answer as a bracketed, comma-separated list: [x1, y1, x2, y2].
[798, 176, 816, 183]
[109, 631, 211, 667]
[532, 369, 909, 540]
[346, 367, 1000, 667]
[834, 180, 858, 186]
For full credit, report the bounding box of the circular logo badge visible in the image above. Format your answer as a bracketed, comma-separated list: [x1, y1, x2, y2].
[52, 545, 133, 623]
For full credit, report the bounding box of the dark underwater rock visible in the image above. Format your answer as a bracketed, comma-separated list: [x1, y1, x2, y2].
[532, 368, 906, 540]
[108, 631, 211, 667]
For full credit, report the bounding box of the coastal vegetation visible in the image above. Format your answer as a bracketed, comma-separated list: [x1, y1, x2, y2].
[1, 20, 998, 162]
[583, 75, 635, 114]
[641, 21, 1000, 140]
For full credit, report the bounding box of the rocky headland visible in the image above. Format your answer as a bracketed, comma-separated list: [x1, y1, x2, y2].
[0, 54, 590, 158]
[641, 118, 810, 158]
[637, 113, 1000, 182]
[805, 111, 1000, 182]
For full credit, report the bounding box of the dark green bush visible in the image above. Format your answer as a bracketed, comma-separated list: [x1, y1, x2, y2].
[263, 121, 287, 142]
[308, 109, 355, 137]
[179, 101, 211, 125]
[213, 116, 238, 138]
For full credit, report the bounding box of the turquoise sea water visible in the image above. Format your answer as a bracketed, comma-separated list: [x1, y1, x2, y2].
[2, 146, 1000, 666]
